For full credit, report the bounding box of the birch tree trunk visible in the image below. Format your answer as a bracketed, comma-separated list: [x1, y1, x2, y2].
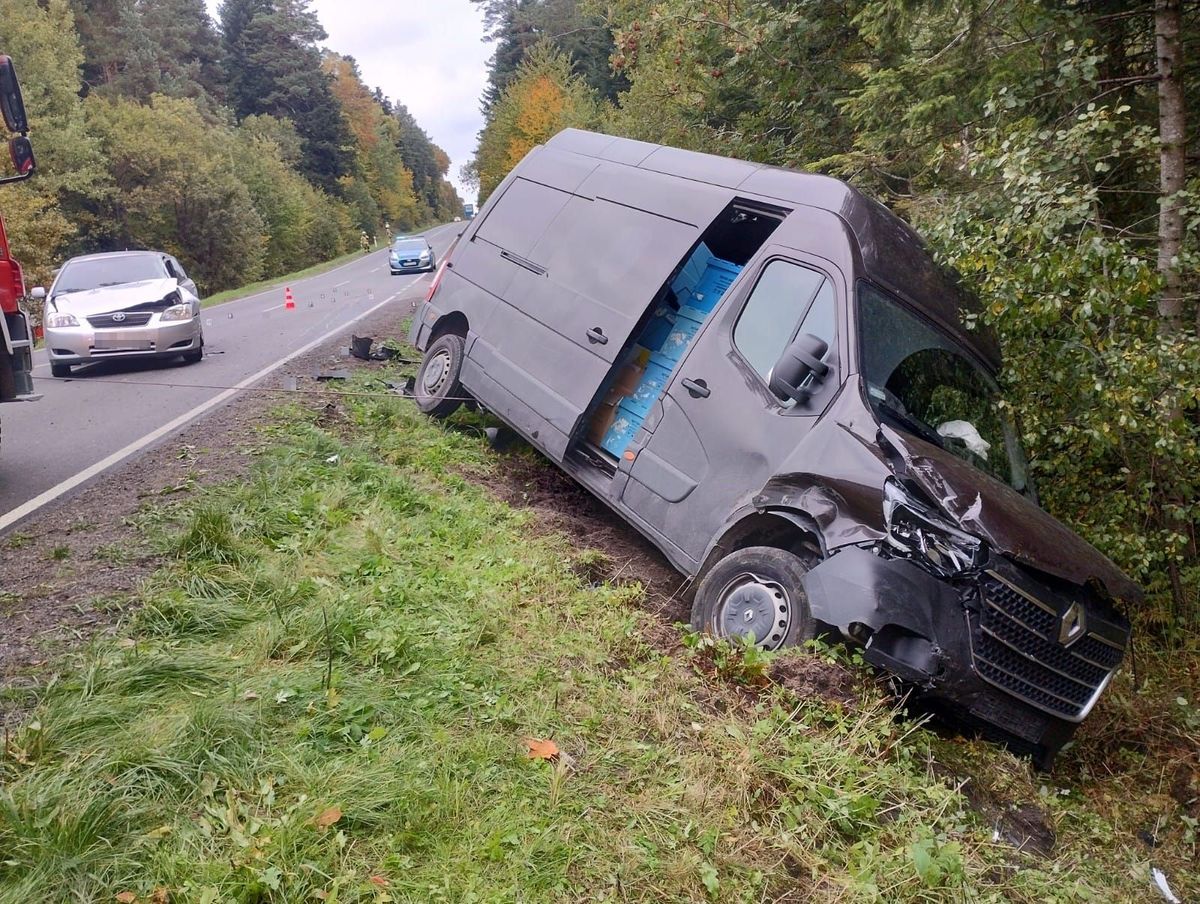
[1155, 0, 1186, 331]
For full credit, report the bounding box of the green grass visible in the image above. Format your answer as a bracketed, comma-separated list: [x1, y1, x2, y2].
[1, 371, 1196, 902]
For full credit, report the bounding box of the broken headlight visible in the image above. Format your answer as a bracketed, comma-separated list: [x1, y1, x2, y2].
[883, 479, 985, 575]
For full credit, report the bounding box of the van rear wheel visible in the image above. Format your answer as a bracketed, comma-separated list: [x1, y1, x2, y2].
[691, 546, 816, 651]
[415, 332, 466, 419]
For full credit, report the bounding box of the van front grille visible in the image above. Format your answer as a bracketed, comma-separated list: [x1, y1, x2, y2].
[971, 573, 1124, 721]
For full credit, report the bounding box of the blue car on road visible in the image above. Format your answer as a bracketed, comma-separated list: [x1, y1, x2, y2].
[390, 236, 436, 275]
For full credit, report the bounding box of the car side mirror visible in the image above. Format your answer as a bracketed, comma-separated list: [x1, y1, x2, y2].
[30, 286, 45, 300]
[769, 332, 829, 404]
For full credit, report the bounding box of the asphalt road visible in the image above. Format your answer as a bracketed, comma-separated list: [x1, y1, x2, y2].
[0, 221, 462, 533]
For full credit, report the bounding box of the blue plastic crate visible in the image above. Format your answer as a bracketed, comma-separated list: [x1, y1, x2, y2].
[686, 258, 742, 312]
[625, 358, 673, 417]
[638, 306, 677, 351]
[656, 311, 704, 364]
[670, 242, 714, 299]
[600, 400, 645, 456]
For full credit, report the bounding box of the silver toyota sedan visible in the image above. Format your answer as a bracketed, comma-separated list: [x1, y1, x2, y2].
[33, 251, 204, 378]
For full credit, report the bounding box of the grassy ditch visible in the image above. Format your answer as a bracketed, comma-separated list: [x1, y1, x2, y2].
[1, 374, 1196, 902]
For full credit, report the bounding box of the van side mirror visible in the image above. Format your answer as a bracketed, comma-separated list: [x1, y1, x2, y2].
[0, 56, 29, 134]
[769, 332, 829, 403]
[30, 287, 45, 300]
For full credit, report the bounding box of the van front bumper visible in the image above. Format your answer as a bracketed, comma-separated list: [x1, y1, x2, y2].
[802, 546, 1128, 760]
[409, 300, 444, 351]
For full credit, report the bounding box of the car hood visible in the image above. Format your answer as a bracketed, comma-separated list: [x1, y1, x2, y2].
[52, 278, 180, 316]
[882, 425, 1143, 603]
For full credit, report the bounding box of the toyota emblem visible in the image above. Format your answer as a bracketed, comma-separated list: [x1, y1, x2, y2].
[111, 311, 127, 322]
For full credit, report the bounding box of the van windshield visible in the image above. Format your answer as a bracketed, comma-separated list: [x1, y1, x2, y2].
[858, 283, 1030, 493]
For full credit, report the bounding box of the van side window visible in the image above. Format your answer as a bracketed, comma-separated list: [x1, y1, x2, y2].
[732, 260, 834, 386]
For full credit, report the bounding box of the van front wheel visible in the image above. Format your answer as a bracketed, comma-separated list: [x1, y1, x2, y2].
[415, 332, 466, 418]
[691, 546, 815, 652]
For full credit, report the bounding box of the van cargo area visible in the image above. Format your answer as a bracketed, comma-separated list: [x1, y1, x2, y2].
[583, 202, 783, 466]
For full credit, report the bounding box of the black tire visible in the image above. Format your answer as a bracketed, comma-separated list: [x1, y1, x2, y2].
[182, 345, 203, 364]
[414, 332, 466, 419]
[690, 546, 816, 651]
[50, 362, 71, 378]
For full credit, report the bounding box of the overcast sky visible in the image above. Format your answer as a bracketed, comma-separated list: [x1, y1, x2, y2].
[205, 0, 492, 203]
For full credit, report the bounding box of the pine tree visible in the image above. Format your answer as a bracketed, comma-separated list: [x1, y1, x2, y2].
[219, 0, 354, 191]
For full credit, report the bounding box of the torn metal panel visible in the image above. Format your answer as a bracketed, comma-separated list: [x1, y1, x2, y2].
[880, 425, 1142, 603]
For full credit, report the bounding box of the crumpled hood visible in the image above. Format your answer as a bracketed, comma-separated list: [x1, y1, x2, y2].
[52, 278, 180, 317]
[882, 426, 1143, 603]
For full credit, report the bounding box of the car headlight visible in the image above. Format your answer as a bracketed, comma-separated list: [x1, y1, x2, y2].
[45, 311, 79, 328]
[159, 304, 194, 322]
[883, 479, 985, 574]
[419, 250, 431, 259]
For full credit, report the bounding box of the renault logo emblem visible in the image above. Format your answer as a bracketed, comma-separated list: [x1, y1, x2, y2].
[111, 312, 126, 322]
[1058, 602, 1087, 646]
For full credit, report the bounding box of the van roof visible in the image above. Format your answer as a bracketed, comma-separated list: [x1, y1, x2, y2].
[544, 129, 1000, 370]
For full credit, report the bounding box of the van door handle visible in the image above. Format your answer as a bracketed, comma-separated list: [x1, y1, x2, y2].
[586, 327, 608, 345]
[682, 378, 710, 399]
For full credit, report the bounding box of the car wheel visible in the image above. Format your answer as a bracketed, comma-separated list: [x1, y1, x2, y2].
[690, 546, 816, 651]
[414, 332, 467, 419]
[182, 345, 203, 364]
[50, 362, 72, 378]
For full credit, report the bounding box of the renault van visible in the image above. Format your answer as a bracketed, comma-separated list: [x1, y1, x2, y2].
[409, 129, 1139, 765]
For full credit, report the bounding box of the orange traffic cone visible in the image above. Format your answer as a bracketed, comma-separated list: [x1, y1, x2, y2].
[284, 287, 295, 310]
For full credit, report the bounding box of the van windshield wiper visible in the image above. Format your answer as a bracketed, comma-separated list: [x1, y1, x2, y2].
[873, 399, 945, 449]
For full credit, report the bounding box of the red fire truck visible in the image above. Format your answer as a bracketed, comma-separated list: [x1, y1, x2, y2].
[0, 54, 38, 453]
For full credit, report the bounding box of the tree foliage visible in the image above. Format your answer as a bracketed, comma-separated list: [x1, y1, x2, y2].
[1, 0, 459, 296]
[472, 43, 600, 201]
[472, 0, 1200, 624]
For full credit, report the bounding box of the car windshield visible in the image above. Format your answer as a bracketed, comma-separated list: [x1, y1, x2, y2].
[55, 256, 165, 293]
[392, 240, 427, 254]
[858, 283, 1031, 493]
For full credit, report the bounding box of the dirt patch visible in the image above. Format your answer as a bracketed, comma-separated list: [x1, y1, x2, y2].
[769, 651, 863, 708]
[483, 443, 691, 624]
[933, 765, 1057, 857]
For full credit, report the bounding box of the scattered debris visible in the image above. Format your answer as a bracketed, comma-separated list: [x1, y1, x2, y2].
[1152, 867, 1181, 903]
[382, 377, 415, 397]
[315, 370, 350, 382]
[350, 335, 408, 362]
[485, 426, 518, 451]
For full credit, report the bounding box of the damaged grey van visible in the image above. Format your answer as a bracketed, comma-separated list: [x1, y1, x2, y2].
[409, 128, 1139, 765]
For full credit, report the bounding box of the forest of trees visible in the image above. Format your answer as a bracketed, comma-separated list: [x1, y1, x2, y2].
[468, 0, 1200, 629]
[0, 0, 462, 296]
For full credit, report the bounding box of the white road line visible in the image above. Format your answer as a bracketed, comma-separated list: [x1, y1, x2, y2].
[332, 279, 350, 289]
[0, 278, 421, 533]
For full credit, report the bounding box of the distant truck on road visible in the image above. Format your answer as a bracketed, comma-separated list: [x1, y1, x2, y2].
[463, 203, 476, 220]
[0, 54, 39, 456]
